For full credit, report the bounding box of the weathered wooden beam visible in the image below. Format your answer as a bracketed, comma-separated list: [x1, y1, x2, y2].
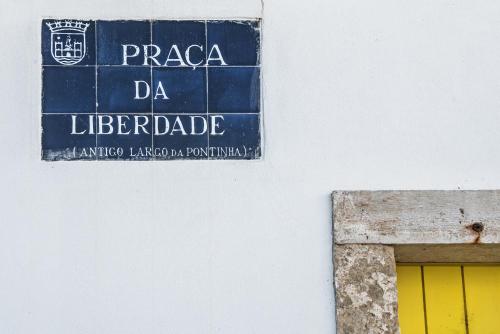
[333, 190, 500, 244]
[394, 244, 500, 263]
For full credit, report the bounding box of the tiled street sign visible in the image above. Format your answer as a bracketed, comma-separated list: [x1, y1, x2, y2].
[41, 19, 262, 160]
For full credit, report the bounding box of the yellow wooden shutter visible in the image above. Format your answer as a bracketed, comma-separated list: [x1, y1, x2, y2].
[397, 264, 500, 334]
[396, 266, 426, 334]
[423, 266, 466, 334]
[463, 266, 500, 334]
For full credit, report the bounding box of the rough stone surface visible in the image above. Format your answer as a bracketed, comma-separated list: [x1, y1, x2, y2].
[334, 244, 399, 334]
[333, 190, 500, 244]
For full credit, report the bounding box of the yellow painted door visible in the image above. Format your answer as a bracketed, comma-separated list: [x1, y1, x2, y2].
[397, 264, 500, 334]
[396, 266, 426, 334]
[463, 266, 500, 334]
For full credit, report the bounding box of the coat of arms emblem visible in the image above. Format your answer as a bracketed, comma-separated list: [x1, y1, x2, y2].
[46, 20, 89, 65]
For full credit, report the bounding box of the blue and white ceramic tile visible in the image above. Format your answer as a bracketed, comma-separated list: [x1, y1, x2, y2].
[42, 66, 95, 114]
[97, 66, 151, 114]
[152, 21, 206, 67]
[208, 67, 260, 114]
[96, 115, 153, 160]
[41, 19, 262, 161]
[153, 67, 206, 114]
[42, 114, 96, 160]
[153, 115, 209, 160]
[42, 19, 95, 66]
[209, 114, 261, 160]
[97, 20, 151, 66]
[207, 21, 260, 66]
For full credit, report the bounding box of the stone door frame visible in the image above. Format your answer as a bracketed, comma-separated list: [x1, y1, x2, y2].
[332, 190, 500, 334]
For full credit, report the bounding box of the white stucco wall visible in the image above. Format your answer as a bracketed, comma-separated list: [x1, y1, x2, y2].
[2, 0, 500, 333]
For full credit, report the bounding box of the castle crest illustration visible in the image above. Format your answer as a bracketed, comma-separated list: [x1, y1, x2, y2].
[46, 20, 89, 65]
